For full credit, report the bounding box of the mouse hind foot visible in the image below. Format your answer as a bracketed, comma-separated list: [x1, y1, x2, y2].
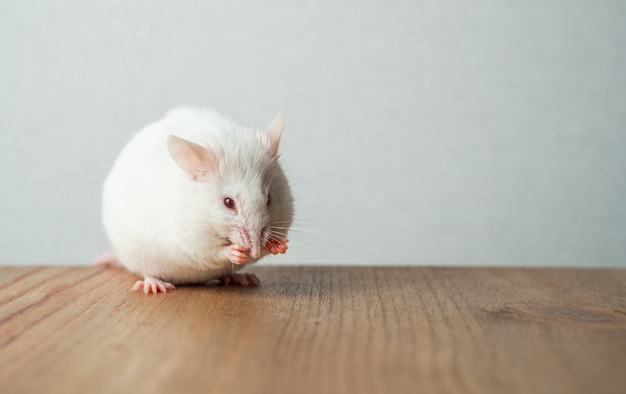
[219, 273, 260, 287]
[132, 276, 176, 294]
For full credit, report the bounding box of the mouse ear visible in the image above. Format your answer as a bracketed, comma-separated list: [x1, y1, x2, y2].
[265, 114, 284, 157]
[167, 135, 217, 179]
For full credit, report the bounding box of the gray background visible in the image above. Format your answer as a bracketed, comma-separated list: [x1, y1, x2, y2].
[1, 0, 625, 266]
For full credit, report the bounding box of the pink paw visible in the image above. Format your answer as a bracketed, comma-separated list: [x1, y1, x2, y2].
[132, 276, 176, 294]
[229, 244, 249, 265]
[219, 273, 260, 287]
[266, 238, 289, 255]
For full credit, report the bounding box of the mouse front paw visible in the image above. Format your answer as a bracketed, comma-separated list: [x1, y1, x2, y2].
[266, 238, 289, 255]
[132, 276, 175, 294]
[228, 244, 249, 265]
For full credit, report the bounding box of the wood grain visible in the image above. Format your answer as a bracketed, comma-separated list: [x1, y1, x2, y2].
[0, 266, 625, 394]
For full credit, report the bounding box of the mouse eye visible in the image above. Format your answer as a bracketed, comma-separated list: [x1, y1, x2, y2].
[266, 194, 272, 207]
[223, 197, 236, 210]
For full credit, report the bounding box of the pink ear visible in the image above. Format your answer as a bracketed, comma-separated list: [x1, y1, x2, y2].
[266, 114, 284, 157]
[167, 135, 217, 179]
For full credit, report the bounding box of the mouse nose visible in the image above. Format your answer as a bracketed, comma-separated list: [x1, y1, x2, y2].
[250, 227, 270, 259]
[239, 226, 263, 259]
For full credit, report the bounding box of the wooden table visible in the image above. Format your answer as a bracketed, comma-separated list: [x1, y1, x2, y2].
[1, 266, 625, 394]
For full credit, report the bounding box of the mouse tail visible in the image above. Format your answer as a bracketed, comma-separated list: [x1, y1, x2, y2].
[91, 251, 119, 267]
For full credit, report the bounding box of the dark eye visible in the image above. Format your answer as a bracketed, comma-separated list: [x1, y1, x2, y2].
[266, 194, 272, 207]
[223, 197, 235, 210]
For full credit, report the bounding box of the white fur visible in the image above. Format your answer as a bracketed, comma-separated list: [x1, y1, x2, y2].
[102, 107, 294, 284]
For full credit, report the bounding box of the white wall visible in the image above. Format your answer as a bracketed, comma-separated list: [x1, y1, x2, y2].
[1, 0, 625, 266]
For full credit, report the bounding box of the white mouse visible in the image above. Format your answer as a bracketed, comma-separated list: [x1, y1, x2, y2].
[101, 107, 294, 293]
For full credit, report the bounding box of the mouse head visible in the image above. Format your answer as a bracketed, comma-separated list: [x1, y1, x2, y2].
[167, 115, 294, 259]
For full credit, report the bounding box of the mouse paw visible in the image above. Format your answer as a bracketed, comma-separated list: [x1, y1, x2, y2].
[228, 244, 249, 265]
[219, 273, 260, 287]
[132, 276, 176, 294]
[266, 238, 289, 255]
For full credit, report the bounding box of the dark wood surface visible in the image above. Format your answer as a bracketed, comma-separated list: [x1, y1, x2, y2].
[1, 265, 625, 394]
